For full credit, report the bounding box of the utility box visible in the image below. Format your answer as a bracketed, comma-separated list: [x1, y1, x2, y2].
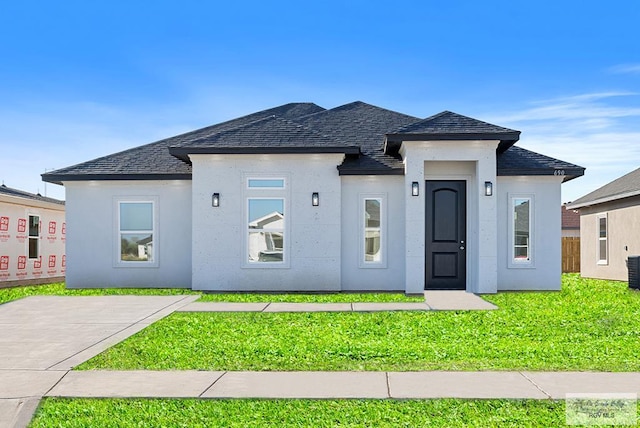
[629, 256, 640, 290]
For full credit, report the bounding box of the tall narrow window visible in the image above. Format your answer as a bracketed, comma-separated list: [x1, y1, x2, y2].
[598, 215, 607, 264]
[509, 195, 534, 267]
[363, 198, 383, 264]
[28, 215, 39, 259]
[119, 202, 154, 262]
[248, 198, 285, 263]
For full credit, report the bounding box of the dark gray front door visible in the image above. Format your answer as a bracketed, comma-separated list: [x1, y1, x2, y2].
[425, 180, 466, 290]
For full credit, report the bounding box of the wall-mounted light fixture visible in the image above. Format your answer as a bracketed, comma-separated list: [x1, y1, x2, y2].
[411, 182, 419, 196]
[484, 181, 493, 197]
[312, 192, 319, 206]
[212, 193, 220, 207]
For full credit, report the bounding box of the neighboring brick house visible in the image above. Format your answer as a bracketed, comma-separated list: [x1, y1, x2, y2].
[43, 101, 584, 293]
[562, 204, 581, 238]
[0, 184, 65, 287]
[568, 167, 640, 281]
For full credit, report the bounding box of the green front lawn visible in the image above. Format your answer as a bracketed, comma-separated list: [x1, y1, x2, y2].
[0, 282, 421, 305]
[0, 282, 200, 305]
[30, 398, 569, 427]
[79, 275, 640, 372]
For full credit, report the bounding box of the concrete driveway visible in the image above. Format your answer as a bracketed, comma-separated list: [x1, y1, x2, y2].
[0, 295, 198, 428]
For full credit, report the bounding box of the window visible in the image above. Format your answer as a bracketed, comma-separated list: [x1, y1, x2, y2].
[509, 195, 534, 267]
[248, 199, 285, 263]
[360, 195, 386, 268]
[28, 215, 39, 259]
[598, 214, 608, 264]
[364, 199, 382, 262]
[244, 175, 289, 267]
[248, 178, 285, 189]
[119, 202, 154, 263]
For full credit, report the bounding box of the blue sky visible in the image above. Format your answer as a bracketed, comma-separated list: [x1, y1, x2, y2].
[1, 0, 639, 202]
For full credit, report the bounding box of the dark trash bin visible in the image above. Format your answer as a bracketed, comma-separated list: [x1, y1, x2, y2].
[629, 256, 640, 290]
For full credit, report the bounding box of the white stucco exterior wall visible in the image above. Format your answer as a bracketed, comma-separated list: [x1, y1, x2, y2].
[496, 175, 563, 290]
[340, 175, 405, 291]
[64, 180, 192, 288]
[190, 154, 343, 291]
[401, 141, 498, 294]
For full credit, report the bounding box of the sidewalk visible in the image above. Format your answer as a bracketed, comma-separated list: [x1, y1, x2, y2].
[41, 370, 640, 400]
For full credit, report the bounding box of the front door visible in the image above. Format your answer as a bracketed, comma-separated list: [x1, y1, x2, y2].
[425, 180, 466, 290]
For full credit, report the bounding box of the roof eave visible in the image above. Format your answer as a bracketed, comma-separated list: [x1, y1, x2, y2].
[384, 132, 521, 155]
[337, 167, 405, 176]
[41, 173, 193, 185]
[567, 189, 640, 209]
[498, 167, 585, 183]
[170, 146, 360, 162]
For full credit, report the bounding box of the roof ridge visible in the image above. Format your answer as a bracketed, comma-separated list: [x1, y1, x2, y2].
[44, 103, 325, 176]
[395, 110, 518, 134]
[297, 100, 420, 123]
[183, 114, 348, 147]
[0, 184, 65, 204]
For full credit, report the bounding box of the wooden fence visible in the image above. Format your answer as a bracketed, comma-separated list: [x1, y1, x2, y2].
[562, 237, 580, 273]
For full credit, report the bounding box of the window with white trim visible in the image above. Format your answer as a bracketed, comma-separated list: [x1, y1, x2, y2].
[509, 195, 534, 267]
[118, 202, 154, 263]
[244, 175, 289, 267]
[248, 198, 285, 263]
[28, 215, 39, 259]
[360, 195, 387, 268]
[597, 214, 608, 264]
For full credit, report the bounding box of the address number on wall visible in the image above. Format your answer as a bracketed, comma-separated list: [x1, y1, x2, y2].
[554, 170, 565, 176]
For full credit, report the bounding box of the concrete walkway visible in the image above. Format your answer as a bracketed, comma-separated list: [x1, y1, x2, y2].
[0, 295, 199, 428]
[178, 292, 496, 312]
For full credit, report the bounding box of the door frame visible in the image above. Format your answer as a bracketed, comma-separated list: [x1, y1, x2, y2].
[422, 173, 472, 292]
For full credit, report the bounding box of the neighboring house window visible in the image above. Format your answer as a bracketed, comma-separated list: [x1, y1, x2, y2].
[248, 199, 285, 263]
[118, 201, 154, 263]
[360, 195, 387, 268]
[598, 214, 608, 264]
[509, 195, 534, 267]
[28, 215, 39, 259]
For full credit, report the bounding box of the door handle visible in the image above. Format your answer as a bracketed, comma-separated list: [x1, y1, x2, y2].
[460, 246, 465, 250]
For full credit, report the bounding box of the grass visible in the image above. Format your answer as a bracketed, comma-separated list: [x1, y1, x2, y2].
[0, 282, 199, 305]
[0, 282, 422, 305]
[30, 398, 572, 427]
[78, 275, 640, 372]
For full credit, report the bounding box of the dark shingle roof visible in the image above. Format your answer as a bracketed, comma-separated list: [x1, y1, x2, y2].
[169, 115, 358, 160]
[295, 101, 419, 174]
[568, 166, 640, 209]
[42, 103, 325, 184]
[0, 184, 65, 205]
[42, 100, 584, 183]
[386, 110, 521, 154]
[497, 146, 584, 182]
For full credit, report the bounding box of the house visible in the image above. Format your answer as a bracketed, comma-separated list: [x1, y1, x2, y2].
[561, 204, 580, 238]
[567, 167, 640, 281]
[42, 101, 584, 293]
[0, 184, 66, 287]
